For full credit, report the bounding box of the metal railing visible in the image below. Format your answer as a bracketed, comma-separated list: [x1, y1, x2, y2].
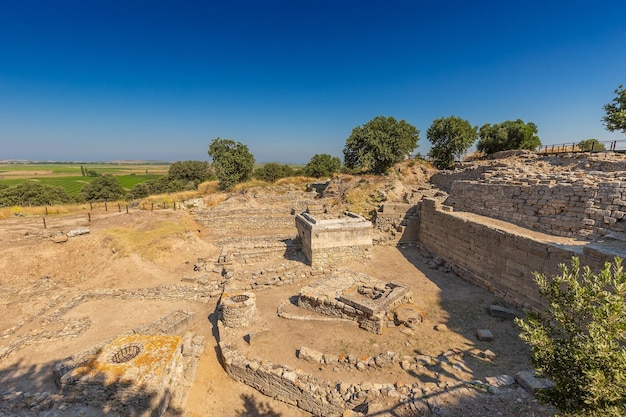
[537, 139, 626, 154]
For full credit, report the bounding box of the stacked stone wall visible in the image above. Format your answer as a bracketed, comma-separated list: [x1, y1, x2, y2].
[429, 153, 626, 240]
[216, 235, 302, 264]
[195, 191, 318, 231]
[417, 199, 608, 310]
[446, 176, 626, 239]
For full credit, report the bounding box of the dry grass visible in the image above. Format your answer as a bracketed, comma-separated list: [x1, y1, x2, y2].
[101, 220, 188, 261]
[275, 176, 316, 187]
[0, 201, 131, 220]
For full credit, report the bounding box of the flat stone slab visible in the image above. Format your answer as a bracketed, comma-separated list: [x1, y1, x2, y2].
[489, 305, 522, 320]
[515, 370, 554, 394]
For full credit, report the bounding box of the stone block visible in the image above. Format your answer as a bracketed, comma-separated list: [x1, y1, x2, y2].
[489, 305, 521, 320]
[297, 346, 324, 363]
[476, 329, 494, 341]
[515, 370, 554, 394]
[52, 234, 68, 243]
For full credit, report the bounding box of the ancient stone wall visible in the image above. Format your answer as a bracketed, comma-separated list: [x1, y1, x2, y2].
[373, 203, 421, 244]
[430, 153, 626, 240]
[445, 178, 626, 239]
[195, 190, 318, 231]
[416, 199, 609, 310]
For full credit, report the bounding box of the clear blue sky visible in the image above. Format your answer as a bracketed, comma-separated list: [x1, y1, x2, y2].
[1, 0, 625, 163]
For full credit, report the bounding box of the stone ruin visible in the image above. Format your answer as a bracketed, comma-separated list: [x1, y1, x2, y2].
[297, 272, 412, 334]
[220, 291, 257, 328]
[295, 211, 373, 266]
[55, 334, 183, 417]
[51, 310, 204, 417]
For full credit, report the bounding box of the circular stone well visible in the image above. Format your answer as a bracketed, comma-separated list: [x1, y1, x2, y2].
[221, 292, 256, 328]
[107, 343, 144, 364]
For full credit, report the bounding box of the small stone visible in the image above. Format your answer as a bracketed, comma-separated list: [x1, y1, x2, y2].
[476, 329, 494, 341]
[489, 305, 521, 320]
[52, 234, 68, 243]
[434, 323, 448, 331]
[515, 370, 555, 394]
[481, 349, 497, 360]
[485, 374, 516, 387]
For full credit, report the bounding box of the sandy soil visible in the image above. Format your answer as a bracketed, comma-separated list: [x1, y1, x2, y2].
[0, 201, 556, 417]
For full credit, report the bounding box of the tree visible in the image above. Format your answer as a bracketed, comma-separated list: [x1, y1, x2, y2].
[603, 84, 626, 133]
[126, 177, 186, 200]
[516, 257, 626, 417]
[167, 160, 213, 188]
[208, 137, 255, 190]
[253, 163, 294, 183]
[427, 116, 478, 169]
[577, 138, 606, 152]
[343, 116, 419, 174]
[476, 119, 541, 154]
[0, 181, 76, 207]
[304, 153, 342, 178]
[81, 174, 125, 202]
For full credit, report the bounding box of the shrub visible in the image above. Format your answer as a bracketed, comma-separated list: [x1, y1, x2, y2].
[0, 181, 76, 207]
[517, 257, 626, 417]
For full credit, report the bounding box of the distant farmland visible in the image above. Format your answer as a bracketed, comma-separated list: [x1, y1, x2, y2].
[0, 163, 170, 195]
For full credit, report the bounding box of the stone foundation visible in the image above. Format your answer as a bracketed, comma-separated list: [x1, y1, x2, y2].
[55, 334, 183, 417]
[297, 272, 411, 334]
[295, 212, 373, 266]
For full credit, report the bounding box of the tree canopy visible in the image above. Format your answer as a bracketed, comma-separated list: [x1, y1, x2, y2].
[427, 116, 478, 169]
[603, 84, 626, 134]
[253, 163, 294, 183]
[81, 174, 125, 202]
[0, 181, 76, 207]
[167, 160, 213, 188]
[208, 137, 255, 190]
[476, 119, 541, 154]
[304, 153, 342, 178]
[343, 116, 419, 174]
[577, 138, 606, 152]
[517, 257, 626, 417]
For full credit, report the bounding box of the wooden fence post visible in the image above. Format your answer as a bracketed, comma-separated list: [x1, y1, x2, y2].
[43, 218, 47, 229]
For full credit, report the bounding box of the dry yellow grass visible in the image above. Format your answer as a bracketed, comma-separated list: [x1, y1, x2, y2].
[101, 220, 188, 261]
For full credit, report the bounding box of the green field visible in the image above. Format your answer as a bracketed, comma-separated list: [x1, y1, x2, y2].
[0, 162, 170, 195]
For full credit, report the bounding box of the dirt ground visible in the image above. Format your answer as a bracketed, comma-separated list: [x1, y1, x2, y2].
[0, 202, 556, 416]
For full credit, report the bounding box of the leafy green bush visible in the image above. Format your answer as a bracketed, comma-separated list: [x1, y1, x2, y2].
[126, 177, 186, 200]
[253, 163, 294, 183]
[577, 139, 606, 152]
[304, 153, 341, 178]
[167, 160, 213, 186]
[517, 257, 626, 417]
[477, 119, 540, 154]
[81, 175, 125, 202]
[0, 181, 76, 207]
